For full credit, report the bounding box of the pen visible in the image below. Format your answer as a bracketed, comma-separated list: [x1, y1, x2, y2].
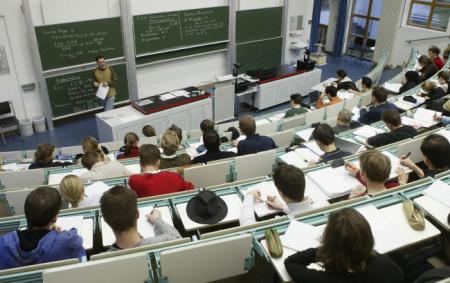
[402, 152, 411, 159]
[152, 203, 158, 213]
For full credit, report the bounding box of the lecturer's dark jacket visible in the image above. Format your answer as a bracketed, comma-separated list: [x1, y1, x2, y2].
[237, 134, 277, 156]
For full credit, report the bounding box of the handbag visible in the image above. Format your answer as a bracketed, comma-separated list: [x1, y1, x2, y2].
[265, 228, 283, 258]
[402, 200, 425, 231]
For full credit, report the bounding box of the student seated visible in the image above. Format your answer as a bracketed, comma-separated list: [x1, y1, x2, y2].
[239, 164, 315, 225]
[345, 150, 407, 198]
[159, 130, 191, 169]
[335, 69, 357, 91]
[316, 86, 342, 109]
[428, 45, 444, 70]
[128, 144, 193, 198]
[359, 86, 398, 125]
[100, 186, 181, 251]
[0, 186, 85, 269]
[419, 81, 446, 102]
[236, 116, 277, 156]
[398, 71, 420, 94]
[191, 130, 236, 164]
[117, 132, 140, 160]
[284, 208, 404, 282]
[29, 144, 72, 169]
[168, 124, 183, 145]
[195, 119, 216, 153]
[367, 110, 417, 148]
[79, 151, 132, 182]
[142, 125, 156, 137]
[312, 123, 351, 164]
[400, 134, 450, 178]
[351, 76, 373, 96]
[418, 55, 439, 82]
[285, 93, 308, 118]
[333, 109, 362, 134]
[437, 71, 449, 94]
[59, 175, 102, 208]
[73, 136, 109, 164]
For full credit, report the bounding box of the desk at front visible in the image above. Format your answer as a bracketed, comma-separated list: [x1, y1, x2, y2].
[96, 91, 212, 142]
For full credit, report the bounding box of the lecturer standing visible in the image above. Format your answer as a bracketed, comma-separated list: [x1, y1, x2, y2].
[93, 55, 118, 111]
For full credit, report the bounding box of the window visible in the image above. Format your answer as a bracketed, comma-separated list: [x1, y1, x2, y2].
[407, 0, 450, 31]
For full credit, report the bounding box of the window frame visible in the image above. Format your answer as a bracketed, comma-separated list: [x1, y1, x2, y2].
[407, 0, 450, 31]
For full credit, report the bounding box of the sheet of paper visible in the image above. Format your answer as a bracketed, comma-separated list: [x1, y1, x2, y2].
[424, 180, 450, 208]
[244, 181, 285, 217]
[48, 172, 71, 185]
[351, 107, 360, 121]
[297, 148, 320, 163]
[125, 163, 141, 174]
[17, 163, 31, 170]
[383, 83, 402, 93]
[311, 77, 337, 92]
[269, 113, 286, 122]
[303, 141, 324, 156]
[2, 163, 18, 171]
[171, 90, 190, 98]
[84, 181, 110, 198]
[159, 93, 175, 101]
[394, 100, 417, 111]
[282, 221, 324, 252]
[96, 85, 109, 100]
[296, 128, 314, 141]
[353, 125, 384, 139]
[279, 151, 309, 169]
[136, 99, 153, 106]
[413, 108, 441, 127]
[307, 166, 361, 198]
[401, 116, 425, 129]
[337, 91, 354, 100]
[56, 215, 93, 249]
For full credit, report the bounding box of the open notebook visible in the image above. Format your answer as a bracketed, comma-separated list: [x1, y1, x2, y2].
[307, 165, 361, 198]
[282, 221, 324, 252]
[56, 215, 93, 249]
[353, 125, 384, 139]
[279, 148, 319, 168]
[402, 108, 441, 128]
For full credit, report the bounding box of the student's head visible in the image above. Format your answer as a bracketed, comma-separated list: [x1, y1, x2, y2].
[81, 151, 100, 170]
[290, 93, 303, 107]
[317, 208, 374, 273]
[418, 55, 432, 67]
[273, 164, 305, 203]
[371, 86, 388, 104]
[325, 86, 337, 98]
[226, 126, 240, 141]
[95, 55, 106, 70]
[161, 130, 180, 156]
[25, 186, 62, 229]
[420, 134, 450, 170]
[361, 77, 373, 90]
[428, 46, 440, 59]
[200, 119, 215, 133]
[337, 109, 352, 126]
[312, 123, 335, 149]
[59, 175, 84, 208]
[421, 81, 437, 93]
[239, 116, 256, 136]
[437, 71, 449, 84]
[139, 144, 161, 167]
[404, 70, 420, 84]
[142, 125, 156, 137]
[336, 69, 347, 80]
[168, 125, 182, 142]
[203, 130, 221, 152]
[359, 150, 391, 184]
[123, 132, 139, 156]
[34, 143, 55, 164]
[381, 109, 402, 130]
[100, 186, 138, 234]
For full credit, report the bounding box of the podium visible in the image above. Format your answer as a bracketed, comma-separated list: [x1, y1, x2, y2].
[213, 76, 235, 123]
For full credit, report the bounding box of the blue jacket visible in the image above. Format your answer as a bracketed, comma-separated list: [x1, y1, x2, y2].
[0, 229, 85, 270]
[237, 134, 277, 156]
[358, 103, 398, 125]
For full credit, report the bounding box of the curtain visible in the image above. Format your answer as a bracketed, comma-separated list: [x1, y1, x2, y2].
[309, 0, 322, 52]
[332, 0, 348, 57]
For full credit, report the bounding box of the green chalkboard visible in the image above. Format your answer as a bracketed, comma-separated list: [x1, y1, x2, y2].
[236, 38, 283, 73]
[134, 6, 229, 55]
[236, 7, 283, 43]
[35, 17, 124, 71]
[46, 64, 129, 118]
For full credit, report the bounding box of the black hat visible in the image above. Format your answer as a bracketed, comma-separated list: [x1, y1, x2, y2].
[186, 190, 228, 224]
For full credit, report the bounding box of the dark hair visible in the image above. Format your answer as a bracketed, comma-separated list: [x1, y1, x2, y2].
[372, 86, 388, 103]
[95, 55, 105, 62]
[168, 125, 182, 142]
[139, 144, 161, 166]
[405, 70, 420, 84]
[25, 186, 62, 229]
[317, 208, 374, 273]
[312, 123, 335, 146]
[336, 69, 347, 79]
[290, 93, 303, 105]
[325, 86, 337, 97]
[362, 77, 373, 89]
[123, 132, 139, 156]
[200, 119, 215, 133]
[273, 164, 305, 202]
[428, 45, 440, 55]
[142, 125, 156, 137]
[359, 150, 391, 182]
[226, 126, 240, 141]
[81, 151, 100, 170]
[203, 130, 221, 152]
[239, 116, 256, 136]
[34, 144, 55, 164]
[382, 109, 401, 127]
[421, 134, 450, 169]
[418, 55, 432, 65]
[437, 71, 449, 83]
[100, 186, 137, 233]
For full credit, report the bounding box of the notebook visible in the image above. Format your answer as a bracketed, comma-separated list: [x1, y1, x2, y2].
[279, 148, 319, 168]
[307, 165, 361, 198]
[281, 221, 324, 252]
[353, 125, 384, 139]
[424, 180, 450, 208]
[244, 181, 285, 217]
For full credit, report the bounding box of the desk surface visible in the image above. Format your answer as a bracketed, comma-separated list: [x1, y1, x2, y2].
[415, 196, 450, 231]
[257, 65, 308, 84]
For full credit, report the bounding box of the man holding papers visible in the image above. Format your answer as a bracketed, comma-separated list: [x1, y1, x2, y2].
[93, 55, 118, 111]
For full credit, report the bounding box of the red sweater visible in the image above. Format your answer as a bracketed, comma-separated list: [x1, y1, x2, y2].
[433, 57, 444, 70]
[117, 146, 140, 160]
[356, 171, 399, 190]
[128, 171, 194, 198]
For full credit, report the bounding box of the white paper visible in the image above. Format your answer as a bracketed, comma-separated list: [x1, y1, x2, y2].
[84, 181, 110, 198]
[2, 163, 18, 171]
[282, 221, 324, 252]
[227, 147, 238, 154]
[171, 90, 190, 98]
[216, 74, 234, 82]
[125, 163, 141, 174]
[279, 151, 309, 169]
[303, 141, 324, 156]
[159, 93, 175, 101]
[307, 166, 361, 197]
[48, 172, 71, 185]
[96, 85, 109, 100]
[424, 180, 450, 208]
[337, 91, 354, 100]
[245, 181, 285, 217]
[107, 153, 116, 161]
[351, 107, 360, 121]
[137, 99, 153, 106]
[269, 112, 286, 122]
[119, 114, 141, 124]
[56, 215, 93, 249]
[296, 128, 315, 141]
[401, 116, 425, 129]
[311, 77, 337, 92]
[236, 135, 246, 142]
[353, 125, 384, 139]
[394, 101, 417, 111]
[436, 129, 450, 142]
[383, 83, 402, 93]
[412, 108, 441, 128]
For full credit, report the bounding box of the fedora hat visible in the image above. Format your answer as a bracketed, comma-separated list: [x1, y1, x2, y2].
[186, 190, 228, 224]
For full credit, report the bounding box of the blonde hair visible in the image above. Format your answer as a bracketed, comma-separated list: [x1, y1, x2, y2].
[82, 136, 105, 161]
[161, 130, 180, 155]
[59, 175, 84, 208]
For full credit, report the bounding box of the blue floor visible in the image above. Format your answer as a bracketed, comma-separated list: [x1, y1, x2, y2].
[0, 55, 401, 152]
